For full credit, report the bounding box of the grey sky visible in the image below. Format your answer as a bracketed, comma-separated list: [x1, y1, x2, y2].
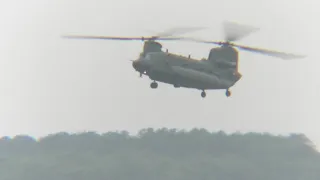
[0, 0, 319, 147]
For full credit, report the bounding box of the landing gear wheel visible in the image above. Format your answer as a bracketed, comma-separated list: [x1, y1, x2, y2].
[226, 89, 231, 97]
[201, 91, 206, 98]
[150, 81, 158, 89]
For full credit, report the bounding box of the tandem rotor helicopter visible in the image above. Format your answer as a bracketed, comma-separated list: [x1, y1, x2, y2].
[63, 21, 306, 98]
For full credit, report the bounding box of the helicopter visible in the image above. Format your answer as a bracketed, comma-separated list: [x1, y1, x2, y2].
[63, 22, 306, 98]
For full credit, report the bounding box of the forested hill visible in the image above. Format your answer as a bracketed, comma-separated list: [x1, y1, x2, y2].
[1, 128, 320, 180]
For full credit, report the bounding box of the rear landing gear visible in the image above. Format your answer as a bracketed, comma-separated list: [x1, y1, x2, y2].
[201, 91, 206, 98]
[226, 89, 231, 97]
[150, 81, 158, 89]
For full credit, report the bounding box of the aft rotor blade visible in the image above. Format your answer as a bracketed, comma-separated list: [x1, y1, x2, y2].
[234, 44, 306, 60]
[62, 35, 182, 41]
[175, 22, 259, 43]
[177, 37, 306, 60]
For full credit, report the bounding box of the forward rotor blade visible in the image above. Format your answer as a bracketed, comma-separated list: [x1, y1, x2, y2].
[63, 35, 142, 40]
[62, 35, 182, 41]
[234, 44, 306, 60]
[155, 26, 207, 38]
[176, 36, 222, 45]
[223, 21, 259, 42]
[63, 26, 206, 42]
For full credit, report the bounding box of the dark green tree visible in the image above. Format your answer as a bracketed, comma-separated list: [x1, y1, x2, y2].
[0, 128, 319, 180]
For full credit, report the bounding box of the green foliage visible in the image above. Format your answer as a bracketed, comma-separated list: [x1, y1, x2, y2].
[0, 128, 319, 180]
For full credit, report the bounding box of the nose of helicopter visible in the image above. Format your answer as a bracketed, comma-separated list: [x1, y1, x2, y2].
[132, 60, 140, 70]
[132, 59, 147, 72]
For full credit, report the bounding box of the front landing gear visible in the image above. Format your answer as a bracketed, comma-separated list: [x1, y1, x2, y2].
[226, 89, 231, 97]
[201, 90, 206, 98]
[150, 81, 158, 89]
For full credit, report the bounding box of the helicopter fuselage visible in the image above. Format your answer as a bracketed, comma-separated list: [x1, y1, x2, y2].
[132, 51, 241, 92]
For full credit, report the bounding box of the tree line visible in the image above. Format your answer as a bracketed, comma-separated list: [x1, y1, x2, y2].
[0, 128, 319, 180]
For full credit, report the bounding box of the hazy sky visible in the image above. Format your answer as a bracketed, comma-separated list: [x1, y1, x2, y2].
[0, 0, 319, 147]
